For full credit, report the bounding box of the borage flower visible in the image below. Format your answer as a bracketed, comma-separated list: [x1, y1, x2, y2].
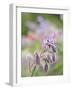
[40, 38, 57, 72]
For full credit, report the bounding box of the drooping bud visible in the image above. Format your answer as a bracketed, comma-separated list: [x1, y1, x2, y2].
[44, 63, 48, 72]
[52, 45, 56, 52]
[52, 54, 56, 62]
[35, 53, 40, 65]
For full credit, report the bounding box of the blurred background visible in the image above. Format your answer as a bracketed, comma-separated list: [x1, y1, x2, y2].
[21, 12, 63, 77]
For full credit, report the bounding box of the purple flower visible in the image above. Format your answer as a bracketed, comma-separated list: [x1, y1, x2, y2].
[47, 38, 54, 46]
[37, 16, 44, 23]
[47, 38, 56, 52]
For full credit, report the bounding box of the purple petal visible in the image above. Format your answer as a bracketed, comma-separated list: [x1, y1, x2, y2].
[52, 54, 56, 62]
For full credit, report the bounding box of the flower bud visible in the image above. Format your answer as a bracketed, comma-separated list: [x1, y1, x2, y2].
[44, 63, 48, 72]
[35, 53, 40, 65]
[52, 45, 56, 52]
[52, 54, 55, 62]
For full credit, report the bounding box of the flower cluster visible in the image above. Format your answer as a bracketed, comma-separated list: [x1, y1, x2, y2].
[33, 38, 56, 73]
